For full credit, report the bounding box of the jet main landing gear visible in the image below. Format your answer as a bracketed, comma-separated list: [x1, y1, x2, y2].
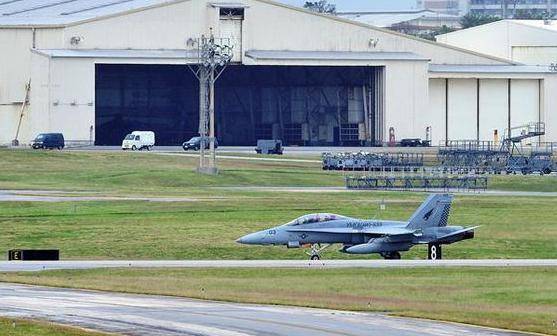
[381, 251, 401, 260]
[306, 244, 331, 261]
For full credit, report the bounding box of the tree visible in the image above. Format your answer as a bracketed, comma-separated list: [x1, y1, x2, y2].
[417, 25, 457, 41]
[303, 1, 336, 14]
[513, 9, 553, 20]
[460, 13, 500, 29]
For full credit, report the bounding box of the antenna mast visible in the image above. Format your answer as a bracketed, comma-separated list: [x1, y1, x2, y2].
[188, 31, 233, 175]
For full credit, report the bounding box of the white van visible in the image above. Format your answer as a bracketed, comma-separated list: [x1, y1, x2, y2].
[122, 131, 155, 151]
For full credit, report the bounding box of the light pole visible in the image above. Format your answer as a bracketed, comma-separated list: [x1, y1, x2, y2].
[189, 33, 233, 175]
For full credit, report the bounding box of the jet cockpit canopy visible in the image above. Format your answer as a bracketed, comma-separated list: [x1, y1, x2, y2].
[285, 213, 350, 226]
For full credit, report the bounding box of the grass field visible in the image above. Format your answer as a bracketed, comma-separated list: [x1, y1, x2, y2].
[0, 149, 337, 195]
[0, 194, 556, 260]
[2, 148, 557, 193]
[1, 267, 555, 335]
[0, 318, 109, 336]
[0, 149, 556, 260]
[1, 149, 557, 335]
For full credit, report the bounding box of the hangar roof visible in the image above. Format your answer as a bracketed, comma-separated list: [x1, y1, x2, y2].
[512, 20, 557, 33]
[32, 48, 431, 63]
[337, 10, 460, 28]
[436, 19, 557, 40]
[245, 50, 430, 62]
[0, 0, 179, 27]
[32, 48, 199, 59]
[429, 64, 554, 74]
[0, 0, 513, 65]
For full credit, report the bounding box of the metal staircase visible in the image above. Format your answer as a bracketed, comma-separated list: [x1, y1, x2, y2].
[504, 122, 545, 144]
[502, 122, 553, 175]
[437, 122, 553, 174]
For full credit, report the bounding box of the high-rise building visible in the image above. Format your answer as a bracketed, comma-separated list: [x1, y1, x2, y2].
[416, 0, 469, 16]
[419, 0, 557, 17]
[469, 0, 556, 18]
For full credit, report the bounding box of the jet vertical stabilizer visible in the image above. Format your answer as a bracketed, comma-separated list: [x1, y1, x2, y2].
[406, 194, 453, 230]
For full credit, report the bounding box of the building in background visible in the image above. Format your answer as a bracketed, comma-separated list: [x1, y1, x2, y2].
[437, 20, 557, 65]
[418, 0, 557, 18]
[338, 10, 462, 36]
[416, 0, 469, 16]
[1, 0, 556, 148]
[469, 0, 556, 18]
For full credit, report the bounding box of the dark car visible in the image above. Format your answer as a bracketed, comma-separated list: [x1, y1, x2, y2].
[31, 133, 65, 150]
[182, 137, 219, 151]
[400, 138, 426, 147]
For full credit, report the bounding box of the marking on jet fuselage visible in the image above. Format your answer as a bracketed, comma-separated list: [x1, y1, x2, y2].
[346, 222, 382, 229]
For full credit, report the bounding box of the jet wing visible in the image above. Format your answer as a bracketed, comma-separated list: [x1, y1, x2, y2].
[286, 227, 414, 236]
[428, 226, 480, 244]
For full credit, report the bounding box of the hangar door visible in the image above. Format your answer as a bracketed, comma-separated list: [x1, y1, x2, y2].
[95, 64, 199, 146]
[95, 64, 381, 146]
[431, 78, 541, 143]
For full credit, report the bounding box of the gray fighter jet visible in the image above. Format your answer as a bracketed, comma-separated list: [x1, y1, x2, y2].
[237, 194, 477, 260]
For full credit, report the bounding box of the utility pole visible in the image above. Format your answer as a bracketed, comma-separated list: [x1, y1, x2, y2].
[188, 32, 233, 175]
[12, 79, 31, 146]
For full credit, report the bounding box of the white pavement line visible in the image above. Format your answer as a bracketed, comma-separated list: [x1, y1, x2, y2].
[117, 315, 255, 336]
[1, 259, 556, 272]
[156, 152, 321, 163]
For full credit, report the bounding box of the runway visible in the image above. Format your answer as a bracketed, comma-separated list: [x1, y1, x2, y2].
[157, 152, 322, 163]
[65, 145, 437, 156]
[217, 186, 557, 197]
[0, 190, 235, 202]
[2, 188, 557, 202]
[1, 259, 556, 272]
[0, 283, 531, 336]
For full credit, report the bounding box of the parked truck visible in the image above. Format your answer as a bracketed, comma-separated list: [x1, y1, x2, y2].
[122, 131, 155, 151]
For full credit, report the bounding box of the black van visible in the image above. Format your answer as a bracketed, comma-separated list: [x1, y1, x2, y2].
[31, 133, 65, 150]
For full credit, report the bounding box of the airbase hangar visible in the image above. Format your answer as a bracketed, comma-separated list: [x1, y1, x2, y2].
[1, 0, 557, 147]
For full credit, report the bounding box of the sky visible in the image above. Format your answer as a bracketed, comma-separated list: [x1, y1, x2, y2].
[276, 0, 418, 11]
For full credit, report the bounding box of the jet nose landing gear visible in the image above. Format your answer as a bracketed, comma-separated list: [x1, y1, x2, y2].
[306, 243, 331, 261]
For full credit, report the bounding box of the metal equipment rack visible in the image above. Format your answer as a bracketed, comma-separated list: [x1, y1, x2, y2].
[345, 170, 488, 192]
[438, 140, 508, 173]
[502, 122, 553, 174]
[438, 122, 554, 175]
[322, 152, 423, 171]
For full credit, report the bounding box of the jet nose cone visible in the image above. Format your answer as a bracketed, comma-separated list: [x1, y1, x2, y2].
[236, 232, 263, 245]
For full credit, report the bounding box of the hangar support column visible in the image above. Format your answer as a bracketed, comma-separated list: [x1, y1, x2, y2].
[374, 66, 385, 145]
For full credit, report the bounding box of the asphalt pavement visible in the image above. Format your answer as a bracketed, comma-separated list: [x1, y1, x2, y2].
[0, 283, 532, 336]
[64, 145, 437, 156]
[0, 190, 210, 202]
[1, 259, 556, 272]
[2, 188, 557, 202]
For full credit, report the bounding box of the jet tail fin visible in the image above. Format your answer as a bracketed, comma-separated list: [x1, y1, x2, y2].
[406, 194, 453, 230]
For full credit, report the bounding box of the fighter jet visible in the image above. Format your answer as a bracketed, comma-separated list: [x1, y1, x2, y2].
[237, 194, 477, 260]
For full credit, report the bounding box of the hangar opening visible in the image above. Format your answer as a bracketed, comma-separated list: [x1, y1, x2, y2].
[95, 64, 384, 146]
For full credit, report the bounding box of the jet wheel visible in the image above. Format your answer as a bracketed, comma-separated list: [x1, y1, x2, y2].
[383, 252, 401, 260]
[310, 255, 321, 261]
